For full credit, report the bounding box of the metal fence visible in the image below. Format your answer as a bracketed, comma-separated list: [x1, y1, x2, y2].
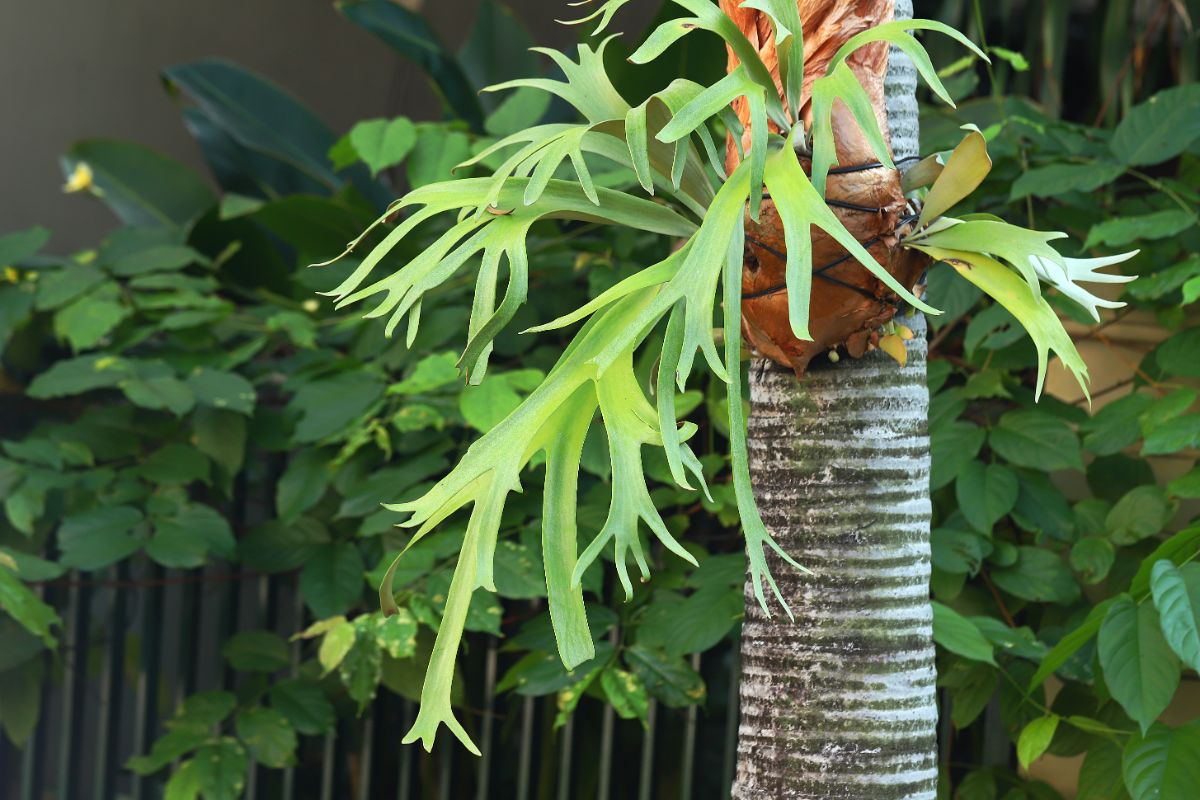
[0, 563, 742, 800]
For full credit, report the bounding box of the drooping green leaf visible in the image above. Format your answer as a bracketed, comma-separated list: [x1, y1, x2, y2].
[915, 247, 1090, 398]
[61, 139, 215, 227]
[1150, 561, 1200, 674]
[300, 542, 366, 618]
[932, 601, 996, 665]
[268, 679, 335, 736]
[1123, 721, 1200, 800]
[235, 707, 296, 768]
[347, 117, 418, 176]
[1017, 715, 1060, 769]
[1110, 84, 1200, 166]
[339, 0, 484, 131]
[990, 547, 1080, 605]
[955, 461, 1018, 533]
[221, 631, 289, 673]
[1084, 210, 1196, 250]
[1098, 595, 1179, 732]
[989, 409, 1083, 471]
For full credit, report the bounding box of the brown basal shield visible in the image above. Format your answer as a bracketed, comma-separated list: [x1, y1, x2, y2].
[720, 0, 929, 374]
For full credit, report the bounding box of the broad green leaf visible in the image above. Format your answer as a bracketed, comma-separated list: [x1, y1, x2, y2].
[315, 617, 356, 674]
[990, 546, 1080, 605]
[1123, 721, 1200, 800]
[235, 707, 296, 768]
[348, 117, 417, 176]
[1078, 741, 1130, 800]
[1084, 210, 1196, 250]
[339, 0, 484, 131]
[126, 727, 209, 775]
[53, 293, 129, 351]
[184, 368, 256, 415]
[625, 644, 705, 708]
[1070, 537, 1116, 585]
[955, 461, 1018, 533]
[1110, 84, 1200, 166]
[191, 739, 248, 800]
[407, 127, 471, 189]
[1106, 486, 1173, 545]
[989, 409, 1082, 471]
[932, 601, 996, 665]
[61, 139, 215, 227]
[168, 692, 237, 733]
[0, 565, 60, 647]
[300, 543, 365, 618]
[1150, 562, 1200, 673]
[636, 587, 741, 657]
[914, 247, 1090, 398]
[0, 227, 50, 265]
[1153, 327, 1200, 378]
[221, 631, 289, 673]
[146, 504, 235, 568]
[275, 450, 330, 523]
[372, 609, 418, 659]
[339, 626, 383, 710]
[163, 60, 341, 189]
[1017, 715, 1060, 769]
[289, 372, 385, 444]
[268, 679, 335, 736]
[1098, 596, 1179, 732]
[57, 505, 143, 571]
[1131, 526, 1200, 599]
[1010, 161, 1125, 200]
[1142, 414, 1200, 456]
[930, 421, 986, 490]
[600, 668, 649, 725]
[1083, 393, 1154, 455]
[1029, 598, 1117, 691]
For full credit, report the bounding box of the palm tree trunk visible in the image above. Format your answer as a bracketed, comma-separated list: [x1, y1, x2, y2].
[733, 1, 940, 798]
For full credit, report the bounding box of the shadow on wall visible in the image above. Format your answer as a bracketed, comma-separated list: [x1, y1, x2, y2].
[0, 0, 651, 253]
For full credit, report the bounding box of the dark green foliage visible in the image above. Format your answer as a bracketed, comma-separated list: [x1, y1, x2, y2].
[1, 0, 1198, 795]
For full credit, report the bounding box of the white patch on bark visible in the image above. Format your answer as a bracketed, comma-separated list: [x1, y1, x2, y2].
[733, 2, 939, 797]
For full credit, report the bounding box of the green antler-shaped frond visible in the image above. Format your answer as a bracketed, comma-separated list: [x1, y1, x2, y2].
[808, 21, 987, 195]
[765, 138, 940, 340]
[557, 0, 633, 36]
[317, 177, 695, 380]
[485, 38, 629, 125]
[630, 0, 789, 131]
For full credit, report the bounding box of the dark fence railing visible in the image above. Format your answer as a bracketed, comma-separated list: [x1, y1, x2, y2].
[0, 564, 742, 800]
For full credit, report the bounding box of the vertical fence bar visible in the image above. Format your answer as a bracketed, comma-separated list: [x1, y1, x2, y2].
[438, 737, 453, 800]
[474, 640, 497, 800]
[398, 701, 414, 800]
[56, 578, 87, 800]
[20, 582, 51, 800]
[596, 627, 619, 800]
[93, 562, 129, 800]
[131, 563, 164, 800]
[680, 652, 702, 800]
[282, 583, 304, 800]
[637, 701, 657, 800]
[722, 651, 741, 795]
[555, 714, 574, 800]
[358, 714, 375, 800]
[516, 695, 535, 800]
[320, 732, 336, 800]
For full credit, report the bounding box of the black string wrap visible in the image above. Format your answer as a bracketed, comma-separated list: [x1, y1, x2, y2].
[741, 157, 926, 302]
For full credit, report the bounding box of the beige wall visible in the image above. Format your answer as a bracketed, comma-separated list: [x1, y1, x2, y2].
[0, 0, 649, 253]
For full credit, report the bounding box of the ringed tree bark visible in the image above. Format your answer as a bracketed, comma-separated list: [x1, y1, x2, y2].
[725, 0, 940, 797]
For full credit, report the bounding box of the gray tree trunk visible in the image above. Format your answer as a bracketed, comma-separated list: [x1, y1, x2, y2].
[732, 1, 940, 798]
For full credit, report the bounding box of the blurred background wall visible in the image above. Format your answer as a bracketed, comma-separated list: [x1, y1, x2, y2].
[0, 0, 660, 253]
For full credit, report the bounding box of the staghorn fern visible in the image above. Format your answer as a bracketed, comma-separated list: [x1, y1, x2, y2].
[317, 0, 1136, 752]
